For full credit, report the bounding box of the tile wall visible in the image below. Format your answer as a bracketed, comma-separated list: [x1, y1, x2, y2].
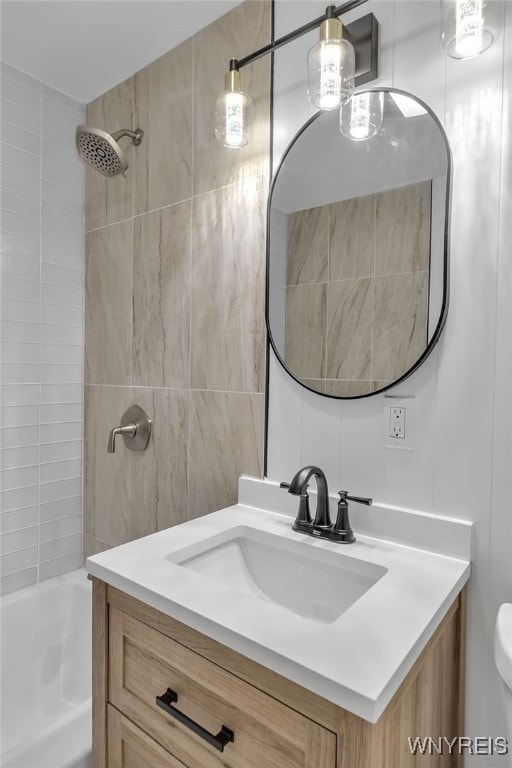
[0, 63, 85, 594]
[268, 0, 512, 756]
[83, 0, 270, 556]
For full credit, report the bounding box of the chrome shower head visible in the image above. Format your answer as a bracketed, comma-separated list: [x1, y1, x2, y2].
[75, 126, 143, 177]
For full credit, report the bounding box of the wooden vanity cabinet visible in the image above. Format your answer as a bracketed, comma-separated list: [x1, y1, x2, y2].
[93, 580, 465, 768]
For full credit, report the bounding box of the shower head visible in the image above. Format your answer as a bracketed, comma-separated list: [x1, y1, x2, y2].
[75, 126, 143, 177]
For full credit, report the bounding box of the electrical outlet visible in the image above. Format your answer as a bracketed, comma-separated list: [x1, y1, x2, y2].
[383, 396, 414, 450]
[390, 407, 405, 439]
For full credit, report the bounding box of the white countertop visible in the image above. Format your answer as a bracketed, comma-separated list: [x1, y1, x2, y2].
[87, 479, 470, 723]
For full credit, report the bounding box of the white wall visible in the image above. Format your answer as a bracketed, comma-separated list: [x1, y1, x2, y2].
[0, 63, 85, 593]
[267, 0, 512, 757]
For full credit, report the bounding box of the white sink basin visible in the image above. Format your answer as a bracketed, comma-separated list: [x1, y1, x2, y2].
[167, 526, 387, 623]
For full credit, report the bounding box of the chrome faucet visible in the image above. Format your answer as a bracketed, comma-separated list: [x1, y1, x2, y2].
[280, 465, 331, 533]
[281, 466, 372, 544]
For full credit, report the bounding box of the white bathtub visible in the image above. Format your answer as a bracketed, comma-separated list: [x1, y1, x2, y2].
[0, 568, 92, 768]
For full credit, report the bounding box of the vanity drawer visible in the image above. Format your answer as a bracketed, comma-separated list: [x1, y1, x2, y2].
[109, 606, 336, 768]
[108, 705, 187, 768]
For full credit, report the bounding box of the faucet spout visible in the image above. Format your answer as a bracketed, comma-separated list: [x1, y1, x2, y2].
[285, 465, 331, 530]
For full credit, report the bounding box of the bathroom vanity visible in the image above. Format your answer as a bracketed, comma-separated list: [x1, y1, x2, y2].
[88, 477, 471, 768]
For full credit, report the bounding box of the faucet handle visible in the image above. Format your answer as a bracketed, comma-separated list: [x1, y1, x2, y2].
[280, 481, 291, 491]
[338, 490, 373, 506]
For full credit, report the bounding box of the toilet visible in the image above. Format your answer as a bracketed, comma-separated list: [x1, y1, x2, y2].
[495, 603, 512, 763]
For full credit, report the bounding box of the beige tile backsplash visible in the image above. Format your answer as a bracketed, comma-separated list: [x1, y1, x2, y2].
[84, 1, 270, 555]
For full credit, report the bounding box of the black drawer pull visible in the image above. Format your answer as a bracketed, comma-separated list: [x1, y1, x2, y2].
[155, 688, 235, 752]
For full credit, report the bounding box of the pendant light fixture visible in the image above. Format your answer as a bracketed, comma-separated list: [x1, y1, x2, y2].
[441, 0, 494, 59]
[340, 90, 383, 141]
[307, 8, 355, 110]
[214, 63, 254, 149]
[214, 0, 379, 148]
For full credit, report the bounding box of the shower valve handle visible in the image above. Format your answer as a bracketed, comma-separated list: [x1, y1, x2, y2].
[107, 405, 152, 454]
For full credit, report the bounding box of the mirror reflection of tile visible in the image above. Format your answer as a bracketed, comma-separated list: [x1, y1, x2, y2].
[284, 181, 431, 396]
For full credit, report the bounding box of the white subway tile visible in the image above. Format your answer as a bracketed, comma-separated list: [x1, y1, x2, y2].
[39, 551, 81, 581]
[0, 143, 40, 177]
[0, 525, 38, 554]
[42, 199, 84, 231]
[0, 566, 37, 594]
[1, 341, 39, 364]
[0, 384, 39, 406]
[42, 219, 83, 251]
[40, 440, 81, 464]
[1, 298, 39, 323]
[0, 505, 39, 533]
[1, 276, 39, 302]
[42, 158, 83, 193]
[42, 282, 83, 307]
[0, 231, 40, 260]
[0, 464, 38, 491]
[0, 545, 38, 576]
[41, 383, 82, 403]
[1, 484, 38, 512]
[40, 496, 81, 522]
[1, 63, 41, 93]
[41, 262, 83, 289]
[1, 77, 42, 114]
[1, 98, 41, 134]
[1, 164, 40, 198]
[0, 404, 38, 427]
[1, 187, 40, 218]
[41, 303, 83, 326]
[0, 424, 38, 449]
[0, 121, 41, 156]
[40, 402, 82, 423]
[42, 118, 76, 149]
[40, 514, 82, 543]
[41, 363, 82, 384]
[40, 324, 82, 345]
[1, 209, 39, 240]
[1, 362, 39, 384]
[40, 477, 82, 504]
[41, 84, 82, 113]
[40, 532, 81, 562]
[40, 420, 82, 443]
[1, 254, 40, 280]
[42, 97, 83, 130]
[40, 458, 81, 484]
[41, 240, 84, 269]
[42, 179, 84, 212]
[1, 445, 39, 469]
[40, 344, 82, 365]
[42, 138, 82, 172]
[0, 320, 39, 343]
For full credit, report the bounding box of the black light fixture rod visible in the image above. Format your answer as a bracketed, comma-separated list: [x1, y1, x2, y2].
[235, 0, 368, 70]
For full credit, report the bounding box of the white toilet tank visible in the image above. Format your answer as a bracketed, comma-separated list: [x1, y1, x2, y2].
[495, 603, 512, 763]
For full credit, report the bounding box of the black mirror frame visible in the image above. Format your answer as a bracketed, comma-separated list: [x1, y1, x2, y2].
[265, 87, 452, 400]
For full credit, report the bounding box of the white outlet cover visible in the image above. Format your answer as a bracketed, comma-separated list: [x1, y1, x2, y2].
[383, 395, 415, 450]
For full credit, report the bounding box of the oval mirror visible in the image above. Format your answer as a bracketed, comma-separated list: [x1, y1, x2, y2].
[266, 88, 451, 398]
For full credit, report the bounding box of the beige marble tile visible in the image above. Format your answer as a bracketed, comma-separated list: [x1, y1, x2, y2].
[190, 177, 266, 392]
[132, 202, 191, 388]
[285, 283, 326, 380]
[371, 380, 392, 392]
[85, 221, 132, 385]
[326, 278, 373, 380]
[287, 205, 329, 286]
[129, 387, 188, 540]
[324, 379, 372, 397]
[133, 39, 193, 215]
[83, 534, 112, 561]
[330, 195, 375, 281]
[84, 385, 131, 546]
[188, 390, 263, 520]
[301, 379, 326, 394]
[372, 272, 429, 381]
[375, 182, 431, 275]
[193, 0, 271, 195]
[85, 78, 134, 231]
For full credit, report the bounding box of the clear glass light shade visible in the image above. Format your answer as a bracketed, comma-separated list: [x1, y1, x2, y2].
[214, 88, 254, 148]
[441, 0, 494, 59]
[340, 91, 384, 141]
[307, 37, 355, 110]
